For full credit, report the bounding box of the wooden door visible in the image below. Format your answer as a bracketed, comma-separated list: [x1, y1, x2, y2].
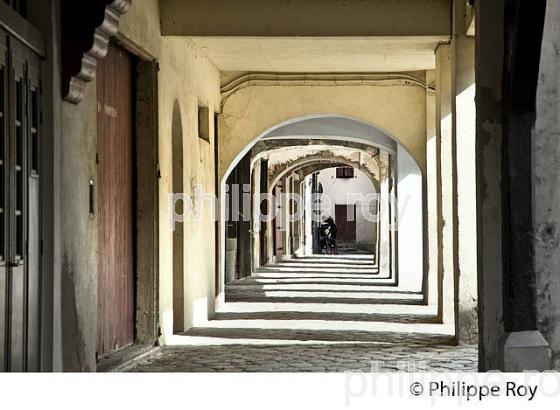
[335, 204, 356, 242]
[96, 42, 134, 357]
[0, 30, 42, 371]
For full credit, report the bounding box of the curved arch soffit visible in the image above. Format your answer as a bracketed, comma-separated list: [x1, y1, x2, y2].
[222, 114, 418, 186]
[269, 157, 380, 192]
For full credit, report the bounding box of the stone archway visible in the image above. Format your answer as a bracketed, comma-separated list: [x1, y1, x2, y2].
[218, 114, 425, 300]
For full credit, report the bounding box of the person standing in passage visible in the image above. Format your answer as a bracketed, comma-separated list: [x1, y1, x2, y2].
[325, 216, 338, 254]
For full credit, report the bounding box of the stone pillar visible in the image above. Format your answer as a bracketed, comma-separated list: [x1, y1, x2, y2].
[283, 176, 291, 258]
[535, 0, 560, 369]
[291, 173, 302, 255]
[476, 0, 551, 371]
[266, 177, 275, 264]
[425, 70, 439, 307]
[453, 0, 478, 345]
[389, 154, 398, 281]
[371, 200, 379, 266]
[378, 151, 391, 277]
[252, 159, 262, 270]
[475, 0, 506, 371]
[374, 194, 381, 268]
[500, 0, 550, 372]
[225, 172, 238, 285]
[303, 175, 313, 255]
[273, 182, 285, 260]
[435, 44, 456, 327]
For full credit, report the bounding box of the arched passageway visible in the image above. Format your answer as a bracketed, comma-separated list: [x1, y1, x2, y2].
[220, 115, 426, 295]
[157, 113, 459, 359]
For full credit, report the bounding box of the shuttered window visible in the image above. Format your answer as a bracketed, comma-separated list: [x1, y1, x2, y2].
[336, 167, 355, 179]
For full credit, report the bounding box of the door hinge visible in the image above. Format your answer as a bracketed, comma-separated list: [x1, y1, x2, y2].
[96, 153, 100, 164]
[40, 239, 43, 255]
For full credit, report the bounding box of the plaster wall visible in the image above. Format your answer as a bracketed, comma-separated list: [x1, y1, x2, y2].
[219, 83, 428, 182]
[317, 168, 376, 246]
[157, 38, 221, 344]
[160, 0, 452, 37]
[535, 0, 560, 366]
[60, 84, 98, 371]
[397, 144, 424, 292]
[119, 0, 161, 58]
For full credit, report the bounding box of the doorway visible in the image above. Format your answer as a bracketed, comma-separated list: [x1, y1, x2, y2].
[96, 42, 135, 357]
[335, 204, 356, 242]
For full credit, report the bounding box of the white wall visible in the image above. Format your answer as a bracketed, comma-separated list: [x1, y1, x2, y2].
[317, 167, 376, 246]
[397, 145, 424, 291]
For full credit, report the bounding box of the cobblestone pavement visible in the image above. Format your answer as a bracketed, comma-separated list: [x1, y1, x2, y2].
[129, 255, 478, 372]
[130, 344, 478, 372]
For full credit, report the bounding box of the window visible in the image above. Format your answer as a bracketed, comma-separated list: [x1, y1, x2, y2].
[198, 105, 210, 142]
[336, 167, 355, 179]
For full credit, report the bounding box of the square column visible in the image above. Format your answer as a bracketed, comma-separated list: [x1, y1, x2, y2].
[476, 0, 551, 371]
[425, 70, 439, 307]
[435, 44, 456, 327]
[453, 0, 478, 345]
[251, 159, 262, 270]
[378, 151, 392, 277]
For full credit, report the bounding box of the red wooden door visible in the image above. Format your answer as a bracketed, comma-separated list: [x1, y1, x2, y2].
[97, 42, 134, 357]
[335, 205, 356, 242]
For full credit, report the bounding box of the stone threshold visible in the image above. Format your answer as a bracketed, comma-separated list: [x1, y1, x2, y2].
[97, 344, 160, 373]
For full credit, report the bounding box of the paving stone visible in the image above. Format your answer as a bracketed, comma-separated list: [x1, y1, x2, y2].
[128, 256, 478, 373]
[128, 343, 478, 372]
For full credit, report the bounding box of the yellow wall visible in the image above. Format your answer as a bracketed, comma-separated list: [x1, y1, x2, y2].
[219, 82, 428, 181]
[157, 38, 221, 344]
